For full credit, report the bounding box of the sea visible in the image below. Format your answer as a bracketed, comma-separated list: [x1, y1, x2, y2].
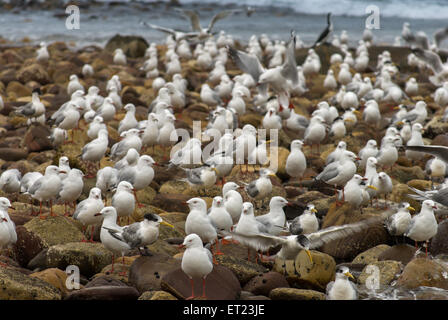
[0, 0, 448, 48]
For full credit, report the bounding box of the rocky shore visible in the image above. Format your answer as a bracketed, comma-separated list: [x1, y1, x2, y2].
[0, 34, 448, 300]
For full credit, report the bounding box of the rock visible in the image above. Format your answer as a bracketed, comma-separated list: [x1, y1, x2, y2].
[84, 275, 128, 288]
[30, 268, 69, 295]
[8, 212, 32, 226]
[396, 258, 448, 290]
[269, 288, 326, 300]
[242, 271, 290, 296]
[151, 193, 199, 213]
[215, 254, 268, 286]
[23, 124, 52, 152]
[17, 63, 50, 84]
[430, 220, 448, 256]
[36, 242, 113, 277]
[161, 265, 241, 300]
[239, 290, 271, 300]
[11, 225, 44, 267]
[0, 267, 61, 300]
[393, 165, 425, 183]
[431, 134, 448, 147]
[24, 216, 84, 247]
[6, 81, 31, 98]
[105, 34, 149, 58]
[273, 250, 336, 291]
[138, 290, 178, 300]
[378, 244, 418, 265]
[320, 203, 391, 261]
[352, 245, 392, 264]
[358, 261, 402, 286]
[424, 115, 448, 138]
[64, 286, 140, 300]
[128, 254, 181, 294]
[159, 180, 222, 197]
[0, 148, 28, 161]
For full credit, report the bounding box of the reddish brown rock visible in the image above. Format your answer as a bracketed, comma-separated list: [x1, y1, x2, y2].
[23, 124, 52, 152]
[17, 63, 50, 85]
[64, 286, 140, 300]
[12, 225, 44, 267]
[430, 220, 448, 256]
[396, 258, 448, 290]
[378, 244, 418, 265]
[243, 271, 290, 296]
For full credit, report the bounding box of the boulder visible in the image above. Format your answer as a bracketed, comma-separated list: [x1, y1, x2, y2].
[64, 286, 140, 300]
[242, 271, 290, 296]
[396, 258, 448, 290]
[0, 148, 28, 161]
[273, 249, 336, 291]
[17, 63, 50, 84]
[23, 124, 52, 152]
[33, 242, 113, 277]
[11, 225, 44, 267]
[378, 244, 418, 265]
[6, 81, 31, 98]
[269, 288, 326, 300]
[392, 165, 425, 184]
[128, 254, 181, 294]
[85, 275, 128, 288]
[30, 268, 69, 295]
[0, 267, 61, 300]
[138, 290, 178, 300]
[215, 254, 269, 286]
[352, 245, 392, 265]
[161, 265, 241, 300]
[430, 220, 448, 256]
[24, 216, 84, 247]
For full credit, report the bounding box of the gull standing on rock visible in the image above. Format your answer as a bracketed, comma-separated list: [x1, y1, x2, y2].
[13, 90, 45, 122]
[0, 169, 21, 196]
[110, 128, 143, 161]
[112, 181, 136, 225]
[245, 169, 276, 207]
[113, 49, 127, 65]
[326, 266, 357, 300]
[58, 169, 84, 216]
[358, 140, 378, 170]
[82, 129, 109, 177]
[304, 116, 327, 153]
[0, 198, 17, 262]
[255, 196, 289, 236]
[405, 123, 425, 162]
[180, 233, 214, 300]
[286, 140, 307, 180]
[96, 167, 118, 205]
[73, 187, 104, 242]
[208, 196, 233, 237]
[385, 202, 414, 240]
[118, 104, 138, 135]
[288, 204, 319, 235]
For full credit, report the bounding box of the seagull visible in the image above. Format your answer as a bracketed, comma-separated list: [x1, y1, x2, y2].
[425, 157, 448, 186]
[177, 9, 237, 40]
[98, 206, 131, 274]
[48, 127, 68, 147]
[385, 202, 415, 239]
[412, 48, 448, 86]
[13, 90, 45, 121]
[404, 199, 438, 257]
[312, 13, 333, 48]
[326, 141, 347, 165]
[358, 140, 378, 170]
[82, 129, 109, 177]
[181, 166, 219, 193]
[0, 198, 17, 263]
[110, 128, 144, 161]
[407, 184, 448, 209]
[118, 104, 138, 134]
[103, 212, 173, 256]
[245, 169, 276, 207]
[223, 182, 243, 224]
[87, 116, 107, 140]
[304, 116, 327, 153]
[255, 196, 289, 236]
[0, 169, 21, 195]
[27, 165, 64, 218]
[228, 32, 298, 108]
[179, 233, 214, 300]
[405, 123, 425, 162]
[112, 181, 135, 225]
[286, 140, 307, 180]
[338, 174, 374, 209]
[288, 204, 319, 235]
[326, 266, 357, 300]
[67, 74, 84, 96]
[208, 196, 233, 235]
[73, 187, 104, 242]
[140, 21, 198, 42]
[96, 166, 118, 204]
[58, 169, 84, 216]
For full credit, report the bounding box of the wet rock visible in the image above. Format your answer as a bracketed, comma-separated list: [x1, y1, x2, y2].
[0, 267, 61, 300]
[17, 63, 50, 84]
[138, 290, 178, 300]
[23, 124, 52, 152]
[11, 225, 44, 267]
[352, 245, 392, 265]
[161, 264, 241, 300]
[34, 242, 113, 277]
[24, 216, 84, 247]
[128, 254, 181, 294]
[269, 288, 326, 300]
[430, 220, 448, 256]
[105, 34, 149, 58]
[396, 258, 448, 290]
[215, 254, 269, 286]
[273, 250, 336, 291]
[64, 286, 140, 300]
[378, 244, 418, 265]
[30, 268, 69, 295]
[242, 271, 290, 296]
[358, 261, 402, 286]
[84, 275, 128, 288]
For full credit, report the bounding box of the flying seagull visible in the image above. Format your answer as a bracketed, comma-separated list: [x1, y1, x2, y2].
[312, 13, 333, 48]
[140, 21, 198, 42]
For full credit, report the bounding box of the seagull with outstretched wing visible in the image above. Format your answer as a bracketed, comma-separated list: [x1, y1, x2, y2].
[140, 21, 198, 42]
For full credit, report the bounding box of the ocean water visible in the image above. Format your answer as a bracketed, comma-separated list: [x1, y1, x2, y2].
[0, 0, 447, 48]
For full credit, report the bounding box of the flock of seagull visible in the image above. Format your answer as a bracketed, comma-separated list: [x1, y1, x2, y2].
[1, 9, 448, 300]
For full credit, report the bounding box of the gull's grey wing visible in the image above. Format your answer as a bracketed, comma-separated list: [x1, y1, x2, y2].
[316, 163, 339, 182]
[219, 230, 287, 250]
[121, 223, 143, 248]
[430, 187, 448, 207]
[307, 212, 392, 249]
[103, 226, 126, 242]
[142, 22, 175, 35]
[281, 33, 298, 86]
[288, 217, 304, 235]
[434, 27, 448, 47]
[245, 180, 259, 198]
[72, 200, 87, 220]
[227, 46, 265, 83]
[326, 281, 335, 297]
[412, 48, 444, 74]
[208, 10, 234, 32]
[400, 112, 418, 123]
[111, 141, 127, 159]
[53, 112, 66, 127]
[186, 167, 203, 185]
[28, 177, 44, 195]
[14, 102, 34, 116]
[117, 167, 136, 185]
[178, 9, 202, 32]
[405, 145, 448, 163]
